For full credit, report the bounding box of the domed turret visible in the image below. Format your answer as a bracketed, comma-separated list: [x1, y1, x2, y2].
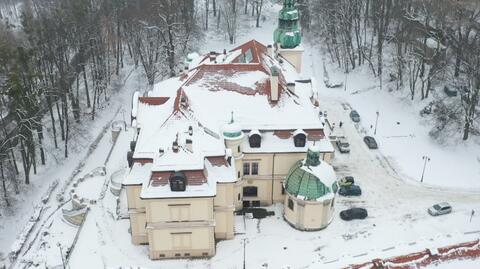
[283, 146, 338, 230]
[222, 112, 243, 140]
[274, 0, 302, 49]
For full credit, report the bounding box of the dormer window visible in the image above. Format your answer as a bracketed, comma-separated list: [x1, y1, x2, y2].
[170, 172, 187, 192]
[248, 130, 261, 148]
[293, 131, 306, 147]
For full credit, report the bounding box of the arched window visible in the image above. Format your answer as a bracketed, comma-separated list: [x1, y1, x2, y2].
[249, 134, 261, 148]
[294, 133, 306, 147]
[243, 186, 258, 197]
[288, 198, 294, 210]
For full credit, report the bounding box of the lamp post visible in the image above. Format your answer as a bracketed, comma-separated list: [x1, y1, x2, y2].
[420, 156, 430, 183]
[374, 111, 380, 135]
[242, 238, 248, 269]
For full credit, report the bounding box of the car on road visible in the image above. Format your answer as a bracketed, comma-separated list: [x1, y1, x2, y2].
[363, 136, 378, 149]
[428, 202, 452, 216]
[444, 86, 458, 97]
[350, 110, 360, 122]
[336, 137, 350, 153]
[340, 208, 368, 221]
[339, 176, 355, 187]
[338, 185, 362, 196]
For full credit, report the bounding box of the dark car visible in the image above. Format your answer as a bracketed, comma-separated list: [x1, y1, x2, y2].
[363, 136, 378, 149]
[339, 176, 355, 187]
[444, 86, 458, 97]
[340, 208, 368, 221]
[338, 185, 362, 196]
[350, 110, 360, 122]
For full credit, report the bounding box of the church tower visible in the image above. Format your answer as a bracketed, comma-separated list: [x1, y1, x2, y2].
[274, 0, 304, 73]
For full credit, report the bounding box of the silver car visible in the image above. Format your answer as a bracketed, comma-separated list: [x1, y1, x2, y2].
[428, 202, 452, 216]
[336, 137, 350, 153]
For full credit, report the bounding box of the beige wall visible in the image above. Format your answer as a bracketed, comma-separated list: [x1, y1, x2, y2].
[242, 152, 306, 205]
[130, 212, 147, 244]
[126, 185, 145, 210]
[145, 197, 214, 223]
[283, 193, 335, 231]
[147, 226, 215, 259]
[278, 48, 304, 73]
[214, 211, 234, 239]
[214, 183, 235, 240]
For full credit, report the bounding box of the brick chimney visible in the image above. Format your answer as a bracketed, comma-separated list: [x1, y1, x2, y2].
[270, 66, 280, 102]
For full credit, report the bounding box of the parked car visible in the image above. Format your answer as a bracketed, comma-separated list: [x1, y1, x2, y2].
[338, 185, 362, 196]
[444, 86, 458, 97]
[428, 202, 452, 216]
[350, 110, 360, 122]
[340, 208, 368, 221]
[336, 137, 350, 153]
[363, 136, 378, 149]
[339, 176, 355, 187]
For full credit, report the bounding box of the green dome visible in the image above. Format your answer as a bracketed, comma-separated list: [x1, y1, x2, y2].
[222, 112, 243, 139]
[284, 156, 337, 201]
[274, 0, 302, 49]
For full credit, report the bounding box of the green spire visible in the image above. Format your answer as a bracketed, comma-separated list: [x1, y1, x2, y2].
[274, 0, 302, 49]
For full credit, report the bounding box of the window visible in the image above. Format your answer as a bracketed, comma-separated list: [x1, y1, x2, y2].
[238, 193, 241, 201]
[243, 162, 259, 176]
[238, 145, 241, 153]
[243, 163, 250, 175]
[238, 171, 241, 179]
[243, 186, 258, 197]
[249, 134, 261, 148]
[294, 133, 306, 147]
[281, 185, 285, 195]
[288, 198, 294, 210]
[251, 163, 259, 175]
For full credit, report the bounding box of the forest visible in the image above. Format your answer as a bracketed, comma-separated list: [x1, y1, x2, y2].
[299, 0, 479, 143]
[0, 0, 266, 206]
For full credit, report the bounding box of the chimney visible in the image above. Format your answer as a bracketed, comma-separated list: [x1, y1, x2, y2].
[185, 139, 193, 153]
[209, 51, 217, 62]
[267, 44, 273, 58]
[223, 49, 227, 55]
[173, 133, 179, 153]
[188, 125, 193, 136]
[270, 66, 279, 102]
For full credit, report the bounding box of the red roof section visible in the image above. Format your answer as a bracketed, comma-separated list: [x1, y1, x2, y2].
[150, 170, 207, 187]
[138, 97, 170, 106]
[229, 40, 267, 63]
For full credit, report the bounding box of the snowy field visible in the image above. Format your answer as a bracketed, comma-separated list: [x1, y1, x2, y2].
[2, 2, 480, 269]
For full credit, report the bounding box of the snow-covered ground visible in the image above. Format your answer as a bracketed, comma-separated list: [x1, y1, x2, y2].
[302, 43, 480, 191]
[3, 2, 480, 268]
[0, 65, 140, 265]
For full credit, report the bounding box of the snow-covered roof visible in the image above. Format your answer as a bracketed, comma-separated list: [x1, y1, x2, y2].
[242, 131, 334, 154]
[128, 39, 330, 199]
[140, 171, 217, 199]
[123, 163, 152, 186]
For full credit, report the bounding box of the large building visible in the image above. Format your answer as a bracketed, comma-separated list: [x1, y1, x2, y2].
[122, 0, 338, 260]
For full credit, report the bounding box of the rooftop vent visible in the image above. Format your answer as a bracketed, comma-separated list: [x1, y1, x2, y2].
[188, 126, 193, 136]
[169, 171, 187, 192]
[185, 139, 193, 153]
[159, 147, 165, 157]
